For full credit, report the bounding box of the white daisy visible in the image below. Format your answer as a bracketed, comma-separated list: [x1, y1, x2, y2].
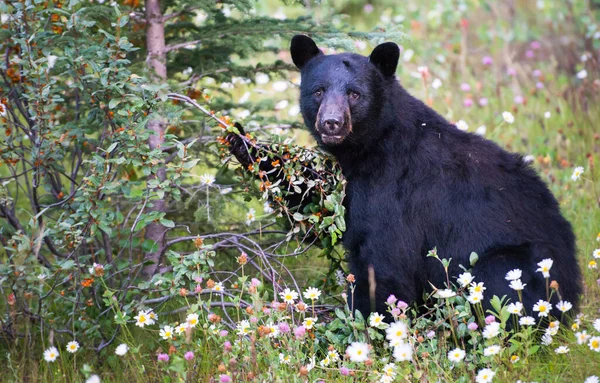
[115, 343, 128, 356]
[456, 120, 469, 131]
[571, 166, 584, 181]
[505, 269, 522, 281]
[519, 316, 536, 326]
[346, 342, 370, 362]
[536, 258, 553, 278]
[475, 368, 495, 383]
[386, 321, 409, 344]
[457, 272, 474, 287]
[469, 282, 486, 295]
[279, 353, 291, 364]
[186, 313, 199, 327]
[199, 173, 215, 186]
[160, 325, 174, 340]
[237, 320, 251, 336]
[66, 341, 79, 353]
[303, 317, 317, 330]
[447, 348, 466, 363]
[502, 111, 515, 124]
[554, 346, 569, 354]
[175, 322, 189, 334]
[392, 342, 413, 362]
[245, 208, 256, 225]
[483, 345, 501, 356]
[482, 322, 501, 339]
[576, 330, 591, 345]
[467, 292, 484, 304]
[134, 310, 150, 327]
[532, 300, 552, 317]
[279, 288, 298, 304]
[507, 302, 523, 315]
[44, 346, 59, 362]
[303, 287, 321, 301]
[556, 301, 573, 313]
[509, 279, 526, 291]
[369, 312, 386, 328]
[590, 336, 600, 352]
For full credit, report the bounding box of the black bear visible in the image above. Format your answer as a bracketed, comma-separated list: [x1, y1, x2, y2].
[229, 35, 581, 320]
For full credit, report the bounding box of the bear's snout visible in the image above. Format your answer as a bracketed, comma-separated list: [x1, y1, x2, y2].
[315, 98, 352, 145]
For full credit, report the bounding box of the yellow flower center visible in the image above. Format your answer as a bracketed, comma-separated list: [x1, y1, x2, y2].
[139, 316, 146, 322]
[592, 340, 599, 348]
[539, 306, 547, 312]
[396, 331, 403, 337]
[357, 350, 362, 355]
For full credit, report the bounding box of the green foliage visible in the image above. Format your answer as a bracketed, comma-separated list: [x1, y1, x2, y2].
[1, 0, 600, 382]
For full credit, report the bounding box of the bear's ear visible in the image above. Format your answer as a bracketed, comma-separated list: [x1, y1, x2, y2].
[369, 42, 400, 77]
[291, 35, 322, 70]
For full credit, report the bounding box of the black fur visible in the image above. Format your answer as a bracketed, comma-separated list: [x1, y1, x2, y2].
[230, 36, 582, 320]
[292, 36, 581, 318]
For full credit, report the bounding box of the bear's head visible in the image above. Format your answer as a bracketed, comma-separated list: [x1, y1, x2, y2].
[291, 35, 400, 148]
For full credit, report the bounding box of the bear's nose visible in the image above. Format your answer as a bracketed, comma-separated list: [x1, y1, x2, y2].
[323, 118, 342, 134]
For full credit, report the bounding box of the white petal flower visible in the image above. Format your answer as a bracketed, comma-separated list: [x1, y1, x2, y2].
[160, 325, 174, 340]
[346, 342, 370, 362]
[66, 341, 79, 353]
[571, 166, 584, 181]
[536, 258, 553, 278]
[134, 310, 150, 327]
[369, 312, 386, 328]
[505, 269, 522, 281]
[303, 317, 317, 330]
[447, 348, 466, 363]
[576, 330, 591, 345]
[532, 300, 552, 317]
[457, 272, 474, 287]
[556, 301, 573, 313]
[303, 287, 322, 301]
[509, 279, 526, 291]
[44, 346, 59, 362]
[199, 173, 215, 186]
[431, 78, 442, 89]
[519, 316, 536, 326]
[455, 120, 469, 131]
[483, 345, 501, 356]
[502, 111, 515, 124]
[482, 322, 500, 339]
[507, 302, 523, 315]
[115, 343, 128, 356]
[186, 313, 199, 327]
[279, 288, 298, 304]
[386, 321, 409, 344]
[475, 368, 495, 383]
[392, 342, 413, 362]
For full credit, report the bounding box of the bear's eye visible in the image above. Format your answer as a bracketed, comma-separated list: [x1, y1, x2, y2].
[314, 88, 323, 97]
[349, 91, 360, 100]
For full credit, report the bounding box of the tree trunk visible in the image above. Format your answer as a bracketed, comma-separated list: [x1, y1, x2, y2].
[142, 0, 167, 280]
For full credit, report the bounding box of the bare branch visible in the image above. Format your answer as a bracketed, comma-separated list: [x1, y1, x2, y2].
[165, 39, 202, 53]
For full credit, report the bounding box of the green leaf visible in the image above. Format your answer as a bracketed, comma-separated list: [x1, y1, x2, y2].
[469, 252, 479, 266]
[159, 218, 175, 228]
[108, 99, 121, 109]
